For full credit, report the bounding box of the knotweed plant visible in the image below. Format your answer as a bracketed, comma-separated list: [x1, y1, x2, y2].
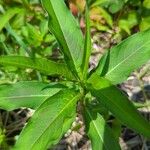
[0, 0, 150, 149]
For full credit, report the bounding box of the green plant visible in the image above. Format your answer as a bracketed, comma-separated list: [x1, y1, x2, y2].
[87, 0, 150, 35]
[0, 0, 150, 149]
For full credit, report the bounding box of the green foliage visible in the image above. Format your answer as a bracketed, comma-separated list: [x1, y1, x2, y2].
[84, 106, 121, 150]
[42, 0, 84, 79]
[0, 82, 62, 111]
[91, 0, 125, 13]
[0, 8, 22, 32]
[94, 29, 150, 84]
[0, 56, 74, 79]
[82, 6, 91, 80]
[88, 0, 150, 35]
[13, 90, 81, 150]
[0, 0, 150, 150]
[87, 74, 150, 138]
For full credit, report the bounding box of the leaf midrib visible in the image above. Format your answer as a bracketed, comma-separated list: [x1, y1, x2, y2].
[86, 108, 107, 150]
[95, 89, 150, 133]
[47, 1, 77, 72]
[29, 92, 80, 149]
[106, 40, 150, 77]
[1, 95, 50, 99]
[0, 57, 61, 74]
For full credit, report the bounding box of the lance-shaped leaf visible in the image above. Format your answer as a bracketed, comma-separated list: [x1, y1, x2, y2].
[0, 82, 62, 111]
[84, 106, 121, 150]
[0, 56, 74, 79]
[13, 90, 81, 150]
[0, 8, 22, 31]
[87, 74, 150, 138]
[95, 29, 150, 84]
[41, 0, 84, 78]
[82, 6, 91, 80]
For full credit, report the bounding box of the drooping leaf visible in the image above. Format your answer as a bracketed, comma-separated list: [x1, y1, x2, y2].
[0, 8, 22, 32]
[84, 106, 121, 150]
[13, 90, 81, 150]
[0, 82, 62, 111]
[95, 29, 150, 84]
[87, 74, 150, 138]
[0, 56, 74, 79]
[82, 6, 91, 79]
[41, 0, 84, 78]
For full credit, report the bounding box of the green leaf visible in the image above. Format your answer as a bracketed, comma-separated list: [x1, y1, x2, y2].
[90, 7, 113, 31]
[140, 17, 150, 31]
[11, 8, 25, 29]
[91, 0, 125, 13]
[82, 6, 91, 80]
[0, 82, 62, 111]
[41, 0, 84, 78]
[0, 8, 22, 32]
[111, 119, 122, 139]
[13, 90, 81, 150]
[119, 11, 138, 34]
[95, 29, 150, 84]
[143, 0, 150, 9]
[6, 24, 31, 56]
[0, 56, 74, 79]
[40, 19, 48, 37]
[98, 7, 113, 27]
[84, 106, 121, 150]
[107, 0, 125, 13]
[26, 23, 43, 47]
[87, 74, 150, 138]
[119, 19, 131, 35]
[91, 0, 109, 7]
